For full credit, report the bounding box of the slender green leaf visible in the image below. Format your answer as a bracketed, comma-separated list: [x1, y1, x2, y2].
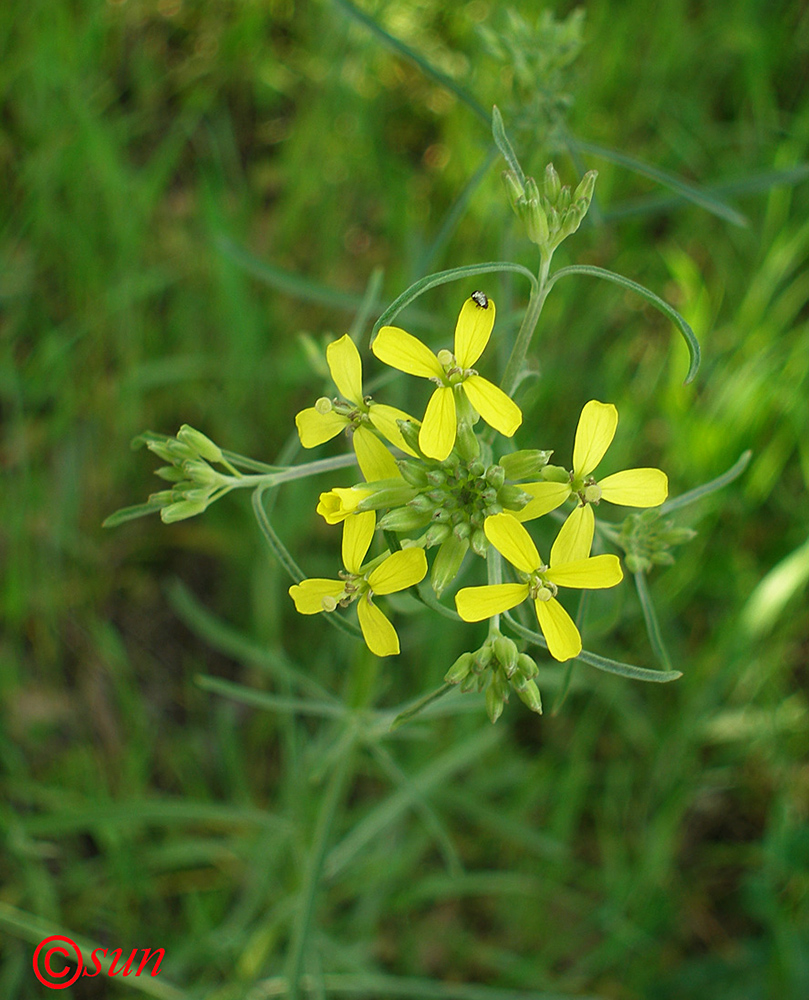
[371, 263, 538, 339]
[252, 486, 364, 639]
[634, 571, 673, 672]
[102, 500, 163, 528]
[502, 612, 681, 683]
[568, 136, 748, 227]
[661, 450, 752, 514]
[547, 264, 701, 383]
[491, 105, 526, 190]
[391, 682, 454, 730]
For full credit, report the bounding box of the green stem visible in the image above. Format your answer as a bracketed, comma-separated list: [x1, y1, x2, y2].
[500, 252, 552, 398]
[224, 453, 358, 491]
[487, 549, 503, 633]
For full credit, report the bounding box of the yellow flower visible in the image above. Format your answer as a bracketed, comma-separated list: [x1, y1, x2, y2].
[289, 510, 428, 656]
[295, 334, 417, 481]
[455, 512, 623, 662]
[372, 294, 522, 461]
[515, 400, 669, 543]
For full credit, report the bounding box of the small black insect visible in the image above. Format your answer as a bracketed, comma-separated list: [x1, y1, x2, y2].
[470, 290, 489, 309]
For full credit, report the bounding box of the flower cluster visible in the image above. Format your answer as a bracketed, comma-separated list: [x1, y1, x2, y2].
[290, 292, 669, 717]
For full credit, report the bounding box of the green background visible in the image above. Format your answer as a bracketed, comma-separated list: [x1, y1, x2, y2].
[2, 1, 808, 997]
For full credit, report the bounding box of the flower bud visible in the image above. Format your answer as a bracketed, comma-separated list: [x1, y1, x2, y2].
[397, 460, 429, 487]
[453, 521, 471, 541]
[426, 469, 446, 486]
[468, 460, 485, 478]
[183, 460, 226, 488]
[445, 652, 474, 685]
[541, 465, 572, 483]
[502, 169, 526, 213]
[377, 507, 433, 532]
[423, 522, 451, 547]
[516, 679, 543, 715]
[497, 484, 532, 510]
[499, 449, 553, 481]
[455, 420, 480, 463]
[409, 493, 438, 513]
[485, 683, 505, 724]
[154, 465, 187, 483]
[177, 425, 223, 464]
[473, 643, 493, 671]
[485, 465, 505, 489]
[165, 439, 199, 463]
[146, 440, 177, 464]
[517, 653, 539, 679]
[544, 163, 561, 202]
[470, 527, 489, 558]
[573, 169, 598, 209]
[396, 419, 424, 456]
[493, 635, 519, 677]
[356, 480, 419, 511]
[160, 498, 210, 523]
[431, 535, 469, 597]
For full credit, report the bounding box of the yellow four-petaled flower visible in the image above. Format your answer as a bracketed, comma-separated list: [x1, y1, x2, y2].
[455, 512, 623, 662]
[516, 400, 668, 540]
[289, 510, 427, 656]
[295, 334, 417, 481]
[372, 295, 522, 461]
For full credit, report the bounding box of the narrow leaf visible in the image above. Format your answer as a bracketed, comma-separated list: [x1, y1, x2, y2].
[634, 571, 673, 672]
[548, 264, 701, 383]
[661, 450, 751, 514]
[102, 500, 163, 528]
[195, 675, 346, 719]
[491, 105, 526, 189]
[371, 262, 537, 340]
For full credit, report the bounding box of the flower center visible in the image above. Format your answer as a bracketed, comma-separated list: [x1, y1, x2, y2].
[431, 350, 477, 387]
[527, 567, 558, 601]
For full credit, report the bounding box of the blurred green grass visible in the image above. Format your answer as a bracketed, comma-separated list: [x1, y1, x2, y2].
[2, 1, 809, 998]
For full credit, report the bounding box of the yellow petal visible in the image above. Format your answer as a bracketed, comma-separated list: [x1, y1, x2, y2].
[483, 512, 541, 574]
[462, 376, 522, 437]
[511, 481, 571, 522]
[357, 594, 400, 656]
[289, 579, 344, 615]
[353, 425, 399, 481]
[546, 553, 623, 590]
[295, 407, 347, 448]
[419, 386, 456, 461]
[372, 326, 443, 378]
[317, 487, 372, 525]
[535, 597, 582, 661]
[550, 505, 594, 567]
[368, 546, 428, 594]
[455, 583, 530, 622]
[326, 335, 363, 404]
[368, 403, 419, 456]
[342, 509, 376, 575]
[599, 468, 668, 507]
[453, 295, 496, 369]
[573, 400, 618, 477]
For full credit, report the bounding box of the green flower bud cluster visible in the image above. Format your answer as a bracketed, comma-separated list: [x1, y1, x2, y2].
[618, 508, 697, 574]
[503, 163, 597, 254]
[145, 426, 234, 523]
[445, 630, 542, 723]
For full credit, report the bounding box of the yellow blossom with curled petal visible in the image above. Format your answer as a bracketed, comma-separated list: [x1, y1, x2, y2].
[514, 400, 669, 545]
[372, 295, 523, 461]
[455, 512, 623, 662]
[289, 510, 428, 656]
[295, 334, 417, 481]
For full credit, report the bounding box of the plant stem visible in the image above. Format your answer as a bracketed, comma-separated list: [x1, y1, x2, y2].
[500, 251, 552, 398]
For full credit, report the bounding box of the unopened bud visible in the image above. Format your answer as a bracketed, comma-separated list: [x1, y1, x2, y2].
[485, 465, 505, 489]
[541, 465, 571, 484]
[398, 460, 429, 487]
[455, 420, 480, 463]
[517, 653, 539, 680]
[499, 449, 553, 481]
[377, 507, 433, 532]
[470, 528, 488, 558]
[177, 425, 223, 464]
[431, 535, 469, 597]
[497, 484, 532, 510]
[516, 679, 543, 714]
[160, 498, 210, 523]
[154, 465, 186, 483]
[485, 683, 505, 724]
[573, 169, 598, 208]
[423, 522, 451, 547]
[396, 420, 423, 455]
[493, 636, 519, 677]
[356, 480, 419, 511]
[453, 521, 471, 541]
[445, 652, 474, 685]
[409, 493, 438, 513]
[502, 169, 526, 213]
[544, 163, 561, 202]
